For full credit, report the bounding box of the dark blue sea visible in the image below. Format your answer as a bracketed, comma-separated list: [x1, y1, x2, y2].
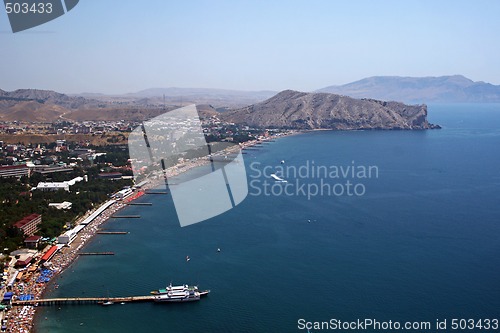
[35, 104, 500, 332]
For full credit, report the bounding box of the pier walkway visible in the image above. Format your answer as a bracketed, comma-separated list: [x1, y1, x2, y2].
[12, 295, 154, 306]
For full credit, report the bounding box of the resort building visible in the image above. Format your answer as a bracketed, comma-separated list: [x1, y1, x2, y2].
[115, 188, 133, 199]
[57, 228, 79, 245]
[98, 172, 122, 179]
[14, 256, 33, 268]
[30, 165, 73, 175]
[14, 214, 42, 237]
[36, 182, 70, 191]
[24, 235, 42, 248]
[0, 165, 29, 178]
[48, 201, 73, 210]
[36, 176, 84, 192]
[40, 245, 59, 262]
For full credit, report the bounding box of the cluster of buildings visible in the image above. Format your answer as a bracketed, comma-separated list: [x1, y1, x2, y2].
[0, 120, 138, 136]
[7, 181, 133, 252]
[50, 120, 137, 135]
[0, 138, 112, 180]
[0, 163, 78, 179]
[201, 116, 271, 143]
[0, 139, 105, 172]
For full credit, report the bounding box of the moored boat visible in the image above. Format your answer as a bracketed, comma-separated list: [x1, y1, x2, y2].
[150, 283, 210, 302]
[151, 283, 191, 295]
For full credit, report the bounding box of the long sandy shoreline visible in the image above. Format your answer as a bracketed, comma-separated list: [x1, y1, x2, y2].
[11, 133, 294, 333]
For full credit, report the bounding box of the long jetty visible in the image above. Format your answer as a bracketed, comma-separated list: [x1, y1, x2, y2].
[126, 202, 152, 206]
[12, 295, 154, 306]
[144, 191, 168, 195]
[12, 290, 209, 306]
[96, 231, 129, 235]
[78, 252, 115, 256]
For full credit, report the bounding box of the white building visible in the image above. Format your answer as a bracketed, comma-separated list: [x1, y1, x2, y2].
[66, 177, 83, 186]
[115, 188, 133, 199]
[36, 177, 84, 192]
[57, 229, 77, 245]
[36, 182, 70, 192]
[48, 201, 73, 210]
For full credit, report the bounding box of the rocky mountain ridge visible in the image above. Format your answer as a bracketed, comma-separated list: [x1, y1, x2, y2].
[222, 90, 439, 130]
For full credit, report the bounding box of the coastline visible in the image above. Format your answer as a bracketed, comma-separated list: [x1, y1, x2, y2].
[20, 132, 295, 333]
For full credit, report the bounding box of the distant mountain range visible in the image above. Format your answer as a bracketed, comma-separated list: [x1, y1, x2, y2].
[0, 88, 88, 108]
[128, 87, 276, 99]
[317, 75, 500, 103]
[222, 90, 438, 130]
[0, 89, 170, 122]
[1, 74, 498, 123]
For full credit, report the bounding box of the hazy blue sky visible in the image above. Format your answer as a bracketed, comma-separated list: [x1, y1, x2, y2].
[1, 0, 499, 94]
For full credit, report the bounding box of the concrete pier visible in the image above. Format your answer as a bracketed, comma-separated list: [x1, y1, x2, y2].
[12, 295, 154, 306]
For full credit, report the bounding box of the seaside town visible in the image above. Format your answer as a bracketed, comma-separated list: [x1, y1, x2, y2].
[0, 116, 288, 332]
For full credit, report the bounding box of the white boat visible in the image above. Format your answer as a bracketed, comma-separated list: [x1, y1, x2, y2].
[270, 173, 287, 182]
[153, 285, 209, 303]
[151, 283, 210, 302]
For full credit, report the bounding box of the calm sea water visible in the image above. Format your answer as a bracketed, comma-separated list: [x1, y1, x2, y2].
[35, 104, 500, 332]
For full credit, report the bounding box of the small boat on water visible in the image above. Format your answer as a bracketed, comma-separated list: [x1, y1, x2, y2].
[270, 173, 287, 182]
[101, 301, 113, 306]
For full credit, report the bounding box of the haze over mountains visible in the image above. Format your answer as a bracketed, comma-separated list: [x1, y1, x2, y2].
[1, 75, 498, 126]
[317, 75, 500, 103]
[77, 88, 277, 110]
